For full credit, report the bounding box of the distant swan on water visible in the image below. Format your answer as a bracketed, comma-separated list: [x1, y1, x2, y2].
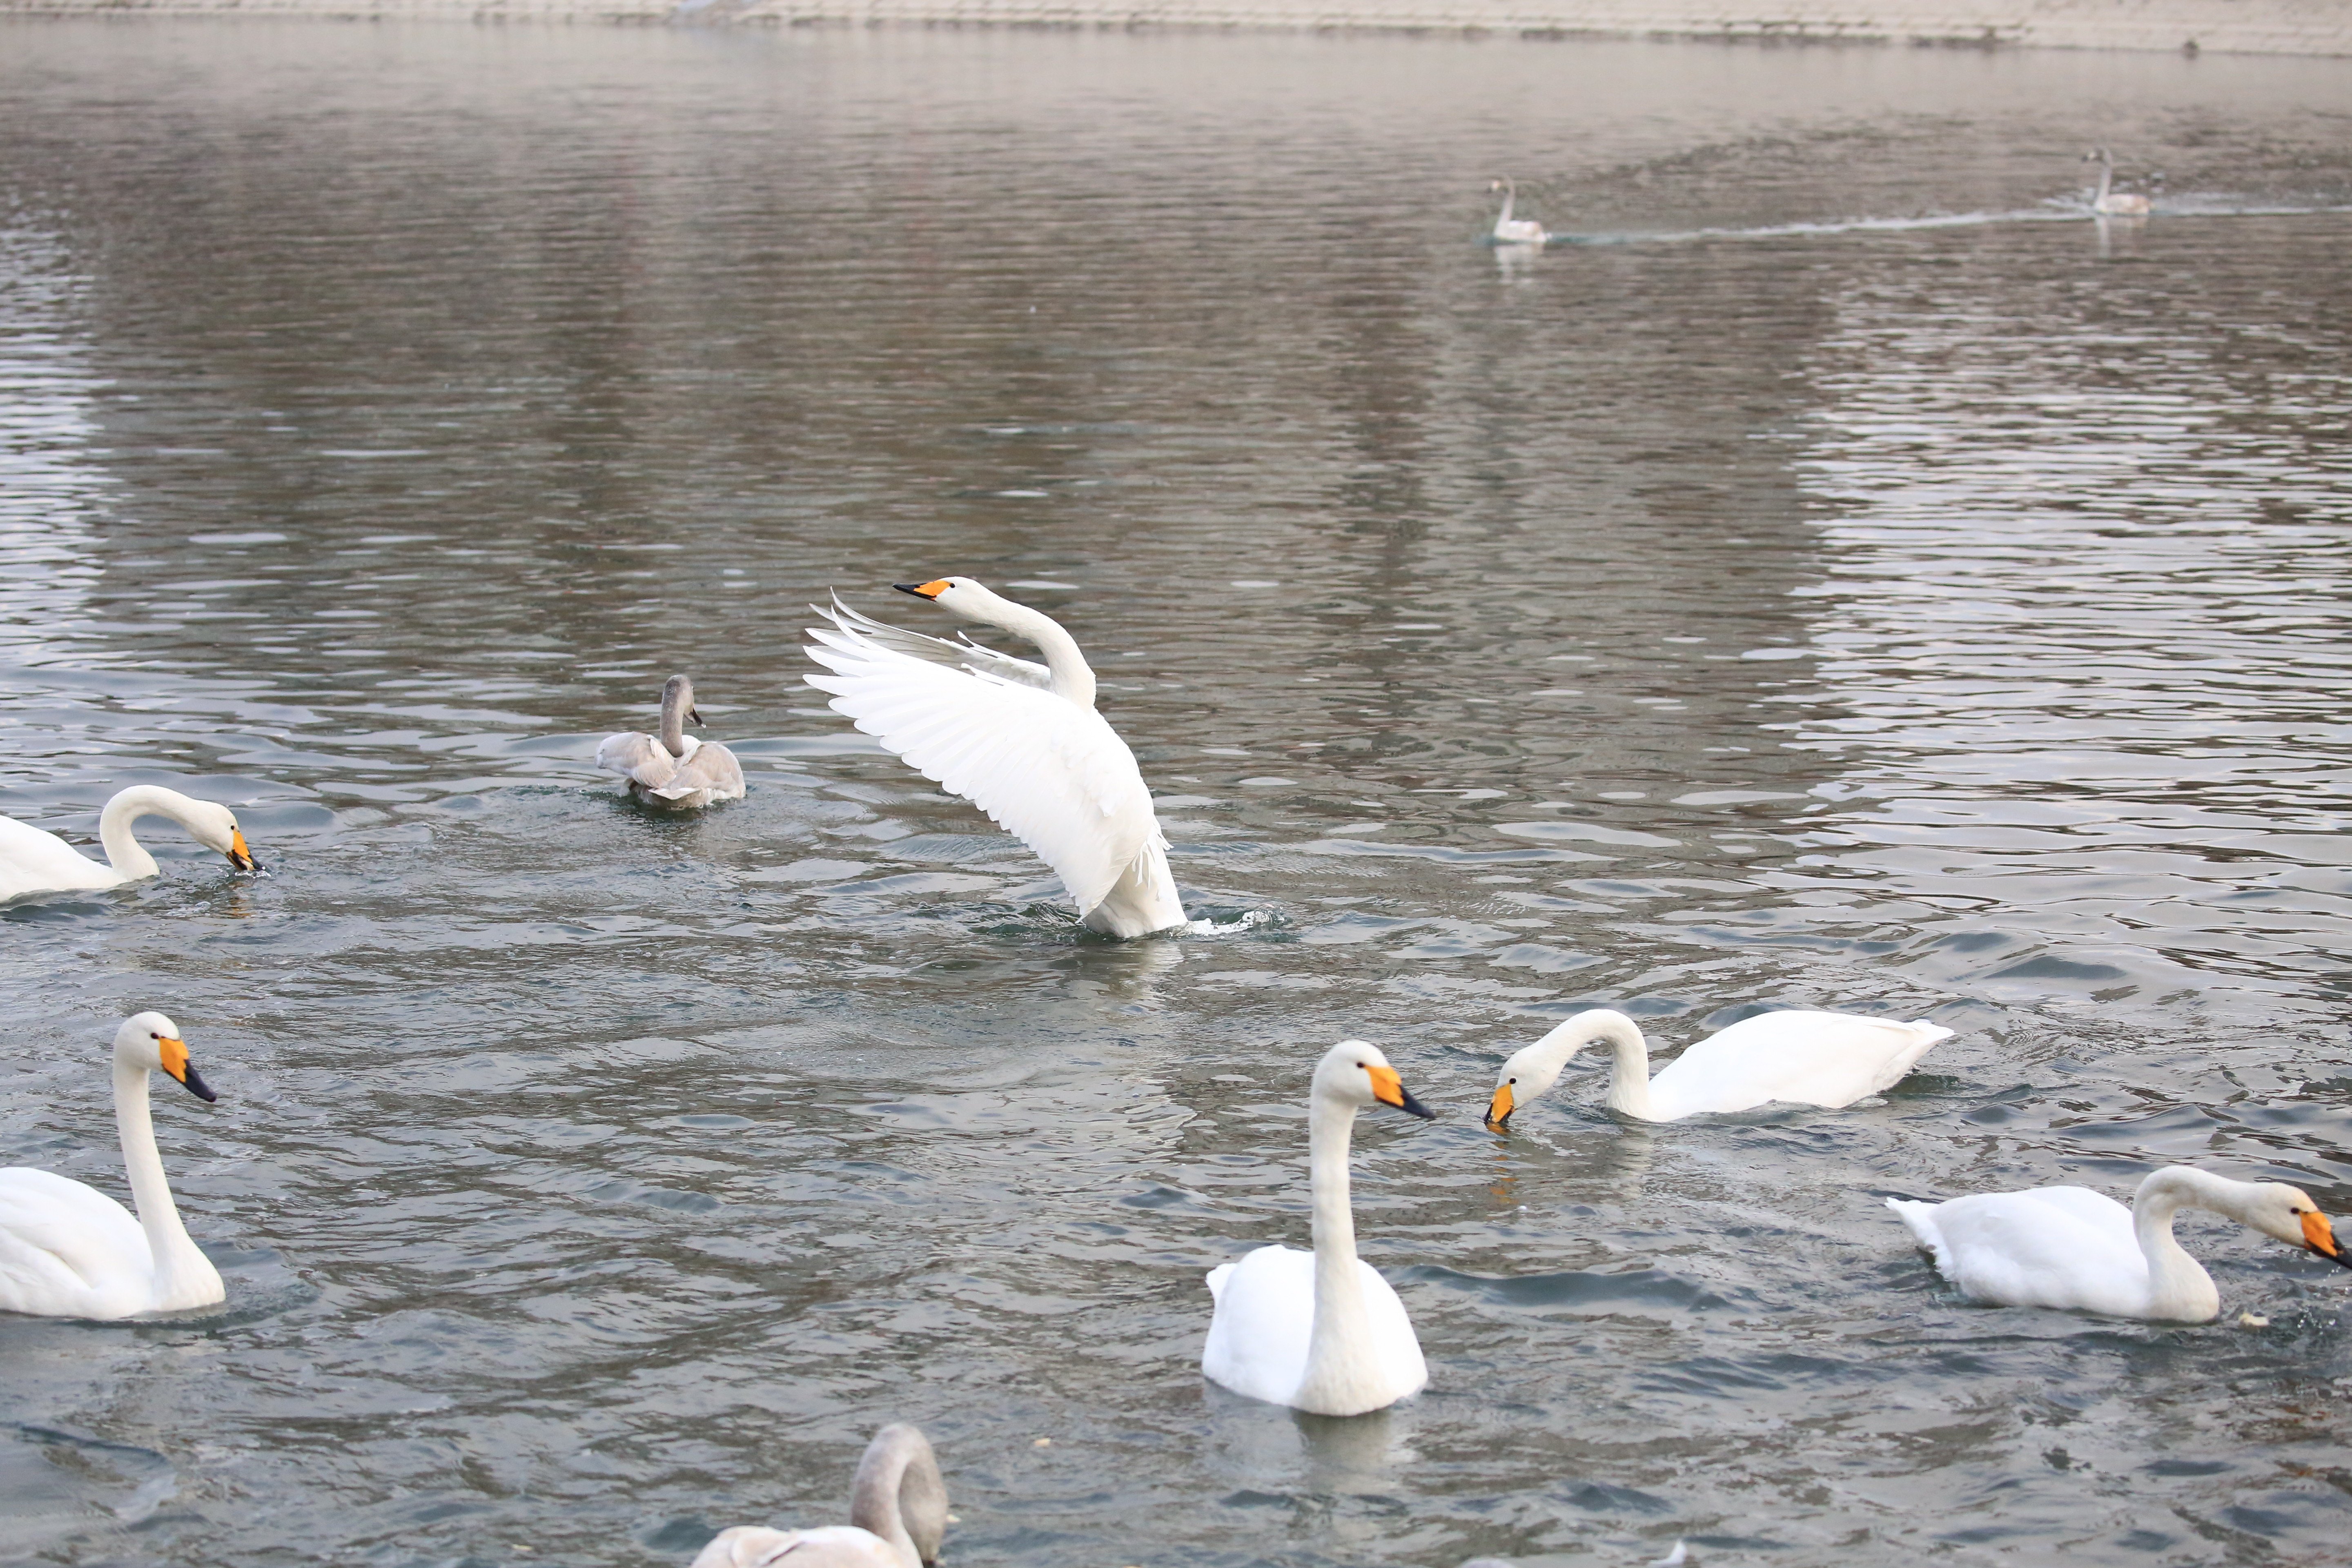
[1486, 1008, 1952, 1126]
[1488, 177, 1549, 245]
[0, 1013, 225, 1319]
[1202, 1040, 1436, 1417]
[1889, 1166, 2352, 1321]
[2084, 148, 2152, 216]
[692, 1423, 947, 1568]
[596, 675, 746, 809]
[804, 578, 1187, 939]
[0, 786, 258, 903]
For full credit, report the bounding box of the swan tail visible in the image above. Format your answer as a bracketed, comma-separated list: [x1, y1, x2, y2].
[1886, 1197, 1953, 1274]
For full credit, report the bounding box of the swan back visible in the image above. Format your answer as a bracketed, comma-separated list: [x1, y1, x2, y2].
[1649, 1012, 1950, 1118]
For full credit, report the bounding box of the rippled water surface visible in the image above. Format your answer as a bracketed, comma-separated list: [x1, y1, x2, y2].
[2, 20, 2350, 1566]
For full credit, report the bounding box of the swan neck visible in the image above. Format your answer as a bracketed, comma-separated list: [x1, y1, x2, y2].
[113, 1060, 199, 1294]
[658, 686, 690, 755]
[1594, 1015, 1657, 1120]
[848, 1437, 924, 1568]
[1303, 1094, 1370, 1385]
[2132, 1168, 2223, 1319]
[2094, 160, 2113, 204]
[987, 602, 1096, 708]
[97, 788, 176, 880]
[1497, 178, 1516, 225]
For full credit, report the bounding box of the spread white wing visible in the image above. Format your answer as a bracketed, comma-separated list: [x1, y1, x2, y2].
[820, 595, 1052, 691]
[804, 604, 1157, 915]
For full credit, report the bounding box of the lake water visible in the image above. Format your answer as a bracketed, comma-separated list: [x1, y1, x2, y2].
[2, 19, 2350, 1567]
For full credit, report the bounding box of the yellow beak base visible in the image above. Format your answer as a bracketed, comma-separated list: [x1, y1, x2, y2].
[158, 1036, 190, 1083]
[1486, 1083, 1514, 1126]
[227, 827, 256, 872]
[2304, 1210, 2340, 1258]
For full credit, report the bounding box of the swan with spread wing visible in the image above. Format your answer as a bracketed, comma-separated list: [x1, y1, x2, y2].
[804, 578, 1186, 939]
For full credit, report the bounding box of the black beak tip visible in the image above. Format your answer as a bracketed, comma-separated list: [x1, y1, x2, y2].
[1396, 1091, 1437, 1121]
[689, 708, 706, 726]
[893, 582, 927, 597]
[180, 1065, 218, 1104]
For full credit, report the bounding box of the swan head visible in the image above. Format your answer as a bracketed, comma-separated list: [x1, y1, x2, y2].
[662, 673, 704, 727]
[893, 576, 1007, 623]
[2083, 147, 2114, 165]
[113, 1011, 216, 1103]
[180, 797, 257, 873]
[1485, 1036, 1574, 1128]
[2240, 1183, 2352, 1267]
[1314, 1040, 1435, 1119]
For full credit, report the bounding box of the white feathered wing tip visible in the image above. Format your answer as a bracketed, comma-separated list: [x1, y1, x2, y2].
[802, 597, 1186, 938]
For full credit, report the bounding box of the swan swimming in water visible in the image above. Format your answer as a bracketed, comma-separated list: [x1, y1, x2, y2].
[1889, 1166, 2351, 1321]
[691, 1423, 947, 1568]
[1202, 1040, 1435, 1417]
[2084, 148, 2152, 216]
[1488, 177, 1549, 245]
[1486, 1007, 1952, 1126]
[596, 674, 746, 809]
[0, 1012, 226, 1319]
[804, 578, 1187, 939]
[0, 785, 258, 903]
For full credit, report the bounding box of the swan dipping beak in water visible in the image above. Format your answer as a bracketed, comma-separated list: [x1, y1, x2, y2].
[1486, 1007, 1951, 1126]
[804, 575, 1187, 939]
[0, 785, 259, 902]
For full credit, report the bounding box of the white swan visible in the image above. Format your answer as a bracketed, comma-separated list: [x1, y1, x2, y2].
[0, 785, 257, 903]
[804, 578, 1186, 939]
[2084, 148, 2152, 217]
[1889, 1167, 2351, 1322]
[1488, 177, 1549, 245]
[692, 1422, 947, 1568]
[0, 1012, 225, 1319]
[597, 674, 746, 809]
[1202, 1040, 1435, 1417]
[1486, 1007, 1952, 1126]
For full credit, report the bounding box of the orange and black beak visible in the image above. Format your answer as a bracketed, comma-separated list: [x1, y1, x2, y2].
[1365, 1064, 1436, 1120]
[225, 827, 258, 874]
[1485, 1082, 1515, 1129]
[2302, 1211, 2352, 1270]
[894, 580, 951, 599]
[157, 1035, 217, 1104]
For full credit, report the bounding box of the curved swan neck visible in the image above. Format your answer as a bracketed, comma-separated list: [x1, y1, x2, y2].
[2092, 153, 2114, 205]
[980, 601, 1096, 708]
[111, 1059, 203, 1300]
[1496, 178, 1517, 225]
[1568, 1011, 1656, 1120]
[98, 787, 200, 880]
[848, 1425, 946, 1568]
[2132, 1167, 2225, 1319]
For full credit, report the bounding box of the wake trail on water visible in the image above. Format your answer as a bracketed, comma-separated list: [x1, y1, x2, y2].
[1532, 198, 2352, 248]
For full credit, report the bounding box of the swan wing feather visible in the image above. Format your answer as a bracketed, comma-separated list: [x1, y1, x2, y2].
[1648, 1012, 1951, 1118]
[0, 1168, 153, 1319]
[596, 732, 678, 790]
[648, 741, 746, 802]
[1891, 1186, 2149, 1314]
[0, 816, 121, 900]
[805, 621, 1156, 915]
[822, 595, 1054, 690]
[689, 1526, 901, 1568]
[1201, 1243, 1316, 1406]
